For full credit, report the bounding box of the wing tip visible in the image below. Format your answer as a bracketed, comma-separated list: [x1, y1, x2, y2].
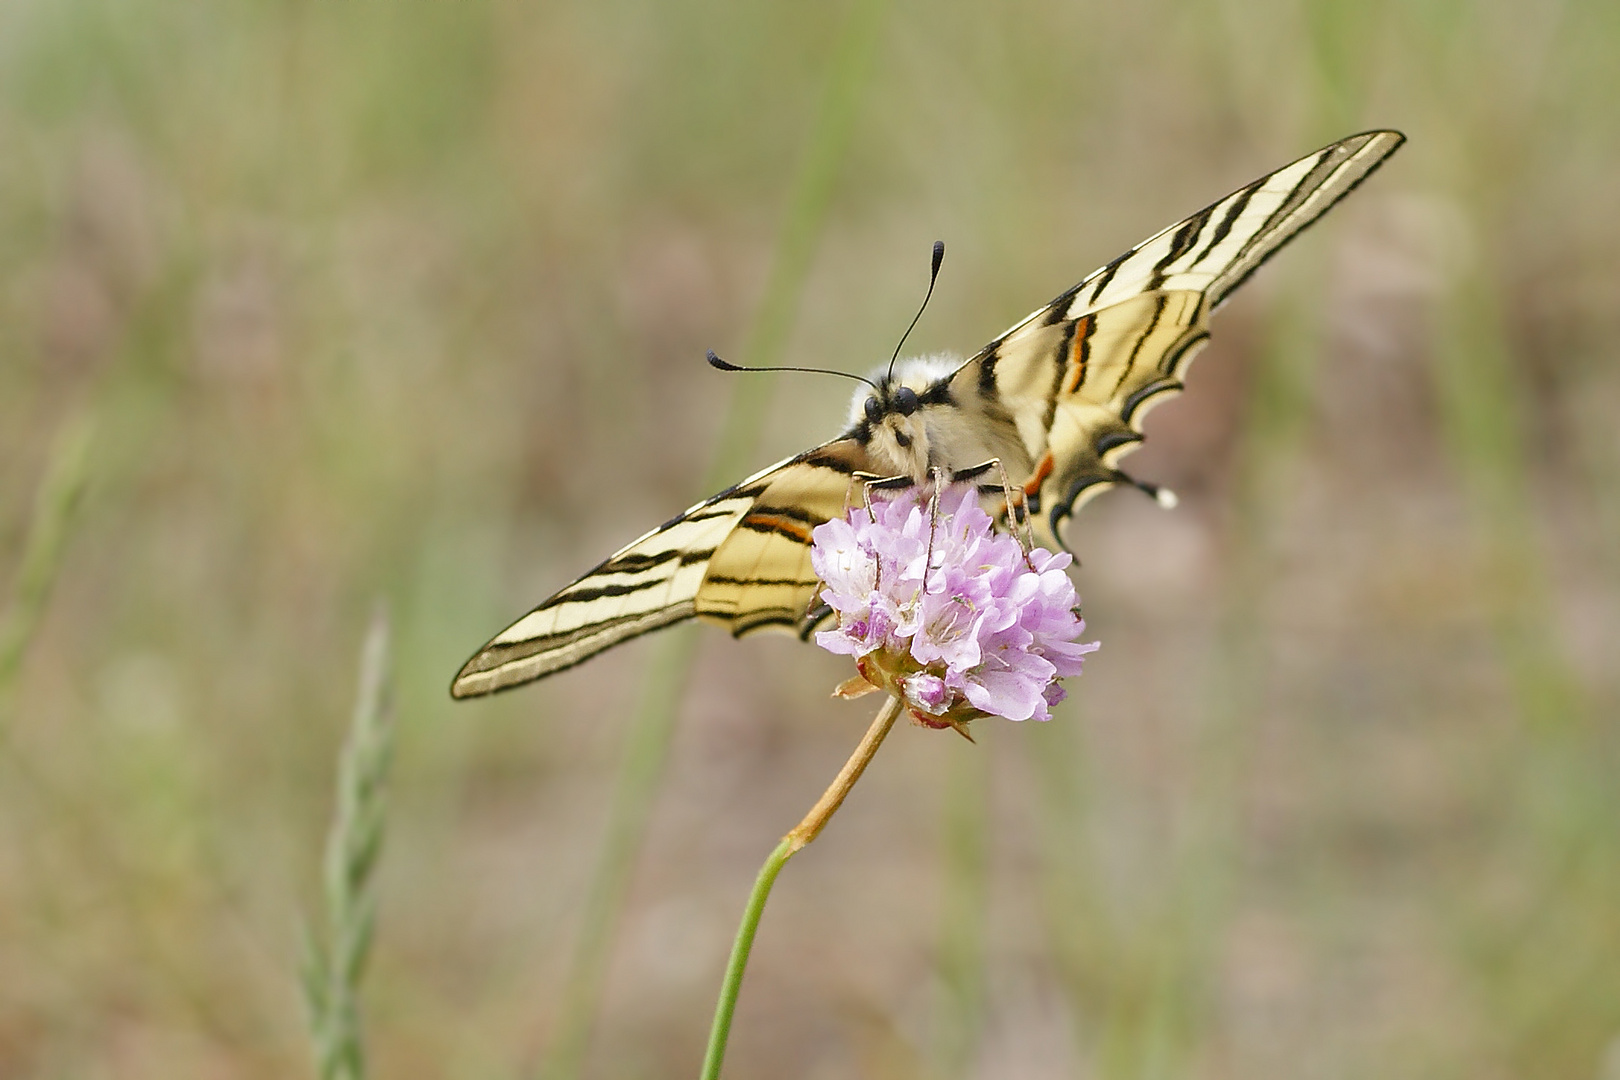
[448, 656, 551, 699]
[449, 660, 493, 699]
[1343, 128, 1408, 164]
[1345, 127, 1407, 146]
[449, 645, 547, 699]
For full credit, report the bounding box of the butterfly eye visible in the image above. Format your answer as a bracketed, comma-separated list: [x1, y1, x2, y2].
[894, 386, 919, 415]
[864, 396, 883, 423]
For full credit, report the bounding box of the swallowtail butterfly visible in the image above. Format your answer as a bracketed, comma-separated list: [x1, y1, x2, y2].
[452, 130, 1404, 698]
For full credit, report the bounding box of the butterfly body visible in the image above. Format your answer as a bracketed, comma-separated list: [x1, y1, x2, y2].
[844, 355, 984, 483]
[452, 131, 1405, 699]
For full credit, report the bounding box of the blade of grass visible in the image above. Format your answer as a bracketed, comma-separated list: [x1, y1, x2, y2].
[0, 411, 261, 1044]
[303, 606, 396, 1080]
[0, 409, 94, 728]
[1431, 269, 1585, 734]
[1430, 260, 1617, 1075]
[534, 2, 889, 1077]
[1028, 270, 1335, 1078]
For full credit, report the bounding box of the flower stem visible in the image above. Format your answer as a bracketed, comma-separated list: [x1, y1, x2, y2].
[786, 694, 903, 854]
[698, 695, 902, 1080]
[697, 837, 793, 1080]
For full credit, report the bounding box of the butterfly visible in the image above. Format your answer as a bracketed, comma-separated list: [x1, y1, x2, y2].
[451, 130, 1405, 698]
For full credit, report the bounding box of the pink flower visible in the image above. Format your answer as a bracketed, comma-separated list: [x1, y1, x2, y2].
[809, 484, 1098, 727]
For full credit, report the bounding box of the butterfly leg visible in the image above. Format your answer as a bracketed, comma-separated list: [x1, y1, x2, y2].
[843, 472, 874, 520]
[990, 458, 1038, 552]
[952, 458, 1036, 554]
[850, 471, 913, 523]
[920, 467, 952, 592]
[839, 472, 913, 596]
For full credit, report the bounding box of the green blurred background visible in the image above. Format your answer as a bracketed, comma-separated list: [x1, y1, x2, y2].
[3, 1, 1618, 1077]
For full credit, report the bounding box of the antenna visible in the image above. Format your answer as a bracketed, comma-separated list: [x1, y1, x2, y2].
[886, 240, 945, 384]
[706, 350, 879, 392]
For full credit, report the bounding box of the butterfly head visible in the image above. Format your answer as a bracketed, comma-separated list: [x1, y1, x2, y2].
[852, 354, 961, 482]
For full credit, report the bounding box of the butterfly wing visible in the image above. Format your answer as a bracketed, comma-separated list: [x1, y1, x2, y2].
[454, 131, 1403, 694]
[946, 129, 1405, 549]
[450, 439, 872, 698]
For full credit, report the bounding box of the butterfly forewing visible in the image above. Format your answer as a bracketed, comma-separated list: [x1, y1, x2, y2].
[948, 130, 1404, 547]
[695, 439, 869, 634]
[450, 439, 870, 697]
[1062, 130, 1405, 321]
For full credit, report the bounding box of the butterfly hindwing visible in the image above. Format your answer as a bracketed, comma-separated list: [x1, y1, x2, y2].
[947, 130, 1404, 548]
[450, 439, 871, 697]
[694, 439, 871, 635]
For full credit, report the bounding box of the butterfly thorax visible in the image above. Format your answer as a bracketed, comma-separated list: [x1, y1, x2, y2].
[847, 354, 962, 482]
[861, 407, 933, 482]
[850, 352, 1033, 486]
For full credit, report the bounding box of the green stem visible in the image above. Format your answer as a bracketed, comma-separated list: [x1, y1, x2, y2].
[0, 410, 94, 727]
[698, 836, 793, 1080]
[698, 694, 901, 1080]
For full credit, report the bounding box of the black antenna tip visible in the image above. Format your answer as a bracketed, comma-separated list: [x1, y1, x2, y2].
[706, 349, 740, 372]
[887, 239, 949, 381]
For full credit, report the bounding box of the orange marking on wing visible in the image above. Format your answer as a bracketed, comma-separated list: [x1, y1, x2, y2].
[742, 512, 814, 544]
[1024, 450, 1055, 498]
[1061, 315, 1093, 394]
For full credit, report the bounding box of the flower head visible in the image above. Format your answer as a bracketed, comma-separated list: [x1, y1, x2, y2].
[810, 483, 1098, 728]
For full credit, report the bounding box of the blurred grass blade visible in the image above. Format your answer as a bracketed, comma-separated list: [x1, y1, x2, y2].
[535, 2, 889, 1077]
[1030, 276, 1329, 1077]
[701, 0, 889, 487]
[0, 410, 94, 718]
[535, 626, 695, 1080]
[1432, 269, 1585, 733]
[303, 606, 395, 1080]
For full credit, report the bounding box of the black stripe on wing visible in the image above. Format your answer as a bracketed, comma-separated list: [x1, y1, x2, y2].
[451, 438, 873, 697]
[954, 130, 1405, 380]
[940, 132, 1404, 553]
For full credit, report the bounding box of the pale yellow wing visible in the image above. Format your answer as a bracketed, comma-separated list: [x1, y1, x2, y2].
[450, 439, 872, 698]
[947, 130, 1404, 548]
[454, 132, 1405, 693]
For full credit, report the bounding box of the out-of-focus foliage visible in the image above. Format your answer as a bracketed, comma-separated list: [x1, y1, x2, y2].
[302, 606, 393, 1080]
[0, 1, 1616, 1077]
